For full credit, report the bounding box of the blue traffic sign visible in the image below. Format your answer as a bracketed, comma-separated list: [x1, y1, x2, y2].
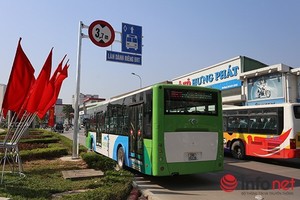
[122, 23, 142, 54]
[106, 50, 142, 65]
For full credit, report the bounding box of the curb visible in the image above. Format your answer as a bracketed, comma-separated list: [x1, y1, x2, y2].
[129, 182, 152, 200]
[127, 187, 140, 200]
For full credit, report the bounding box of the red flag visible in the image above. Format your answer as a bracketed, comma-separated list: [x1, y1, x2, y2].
[50, 63, 69, 107]
[2, 38, 35, 118]
[37, 58, 68, 119]
[25, 49, 52, 113]
[47, 106, 55, 127]
[37, 56, 66, 118]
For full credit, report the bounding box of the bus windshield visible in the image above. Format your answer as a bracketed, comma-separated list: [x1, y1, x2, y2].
[164, 89, 218, 115]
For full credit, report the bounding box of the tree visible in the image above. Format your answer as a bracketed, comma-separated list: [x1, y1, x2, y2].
[62, 105, 74, 125]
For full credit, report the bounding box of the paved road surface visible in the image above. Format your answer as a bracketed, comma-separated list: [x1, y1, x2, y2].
[60, 128, 86, 146]
[134, 156, 300, 200]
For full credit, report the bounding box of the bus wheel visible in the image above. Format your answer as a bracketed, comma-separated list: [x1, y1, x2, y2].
[231, 140, 245, 159]
[117, 147, 125, 170]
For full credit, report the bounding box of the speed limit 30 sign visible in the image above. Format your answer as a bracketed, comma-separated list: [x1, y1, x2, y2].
[88, 20, 115, 47]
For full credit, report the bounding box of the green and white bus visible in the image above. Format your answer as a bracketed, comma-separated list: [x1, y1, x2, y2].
[85, 83, 223, 176]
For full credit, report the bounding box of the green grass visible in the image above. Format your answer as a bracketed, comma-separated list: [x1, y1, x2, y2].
[0, 129, 134, 200]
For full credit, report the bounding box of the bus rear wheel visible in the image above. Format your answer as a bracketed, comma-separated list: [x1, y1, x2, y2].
[231, 140, 245, 159]
[117, 147, 125, 170]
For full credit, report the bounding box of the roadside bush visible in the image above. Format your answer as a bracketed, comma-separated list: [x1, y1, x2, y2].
[18, 142, 48, 150]
[81, 151, 116, 171]
[20, 146, 68, 160]
[20, 137, 60, 144]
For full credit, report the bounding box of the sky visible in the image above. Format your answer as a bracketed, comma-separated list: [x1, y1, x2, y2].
[0, 0, 299, 104]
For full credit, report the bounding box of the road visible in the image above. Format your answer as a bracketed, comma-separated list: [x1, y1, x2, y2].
[60, 130, 300, 200]
[134, 156, 300, 200]
[60, 128, 86, 146]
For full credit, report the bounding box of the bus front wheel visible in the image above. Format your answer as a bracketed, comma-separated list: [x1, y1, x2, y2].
[231, 140, 245, 160]
[117, 147, 125, 169]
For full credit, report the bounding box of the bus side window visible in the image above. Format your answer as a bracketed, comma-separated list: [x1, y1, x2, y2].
[249, 117, 258, 130]
[227, 117, 235, 130]
[227, 117, 247, 132]
[223, 117, 228, 131]
[236, 117, 248, 133]
[258, 117, 266, 129]
[144, 92, 152, 139]
[249, 119, 254, 128]
[238, 118, 248, 129]
[250, 117, 272, 134]
[263, 117, 277, 134]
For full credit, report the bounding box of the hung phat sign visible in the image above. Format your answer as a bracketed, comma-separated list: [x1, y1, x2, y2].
[172, 57, 242, 90]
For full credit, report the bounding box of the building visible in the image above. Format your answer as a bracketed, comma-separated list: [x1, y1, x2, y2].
[79, 97, 106, 124]
[72, 93, 99, 109]
[54, 98, 65, 124]
[72, 93, 105, 122]
[172, 56, 300, 106]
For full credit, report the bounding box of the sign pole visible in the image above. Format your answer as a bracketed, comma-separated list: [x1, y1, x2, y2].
[73, 21, 88, 159]
[73, 19, 115, 159]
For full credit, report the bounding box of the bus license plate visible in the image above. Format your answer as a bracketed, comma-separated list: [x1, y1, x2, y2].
[187, 152, 200, 161]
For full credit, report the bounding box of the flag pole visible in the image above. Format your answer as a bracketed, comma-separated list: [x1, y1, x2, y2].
[73, 21, 88, 159]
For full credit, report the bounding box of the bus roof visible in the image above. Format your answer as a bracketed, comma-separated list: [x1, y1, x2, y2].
[108, 82, 219, 103]
[84, 82, 221, 111]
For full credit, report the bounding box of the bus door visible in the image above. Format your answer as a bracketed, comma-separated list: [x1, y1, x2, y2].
[128, 103, 144, 170]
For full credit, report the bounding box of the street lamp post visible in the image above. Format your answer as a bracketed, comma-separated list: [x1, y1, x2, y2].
[131, 72, 142, 88]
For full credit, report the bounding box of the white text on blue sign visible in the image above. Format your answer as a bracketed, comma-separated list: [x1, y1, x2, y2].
[106, 51, 142, 65]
